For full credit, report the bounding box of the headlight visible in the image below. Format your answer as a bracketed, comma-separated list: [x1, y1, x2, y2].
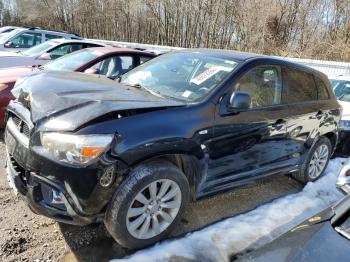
[41, 133, 113, 165]
[339, 120, 350, 130]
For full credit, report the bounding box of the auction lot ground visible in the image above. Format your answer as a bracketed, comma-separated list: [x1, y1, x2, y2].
[0, 139, 303, 262]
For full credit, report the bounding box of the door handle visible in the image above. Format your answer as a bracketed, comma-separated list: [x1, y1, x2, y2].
[272, 119, 286, 130]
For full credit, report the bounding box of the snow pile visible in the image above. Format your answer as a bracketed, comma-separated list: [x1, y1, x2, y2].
[113, 158, 346, 262]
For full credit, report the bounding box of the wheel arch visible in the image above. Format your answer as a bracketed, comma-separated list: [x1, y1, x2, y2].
[322, 131, 338, 153]
[130, 153, 203, 201]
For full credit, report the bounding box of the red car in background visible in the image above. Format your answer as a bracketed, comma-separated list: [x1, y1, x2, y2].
[0, 47, 156, 128]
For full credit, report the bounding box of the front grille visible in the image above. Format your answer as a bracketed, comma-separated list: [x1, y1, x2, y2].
[11, 115, 31, 138]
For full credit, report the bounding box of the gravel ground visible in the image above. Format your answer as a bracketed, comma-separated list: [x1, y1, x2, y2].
[0, 137, 303, 262]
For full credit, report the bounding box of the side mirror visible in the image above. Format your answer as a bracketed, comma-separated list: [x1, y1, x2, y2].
[4, 41, 13, 48]
[38, 53, 52, 60]
[84, 68, 100, 75]
[228, 91, 251, 113]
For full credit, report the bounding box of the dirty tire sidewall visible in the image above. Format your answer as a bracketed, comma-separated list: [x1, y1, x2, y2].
[104, 160, 190, 249]
[293, 136, 332, 183]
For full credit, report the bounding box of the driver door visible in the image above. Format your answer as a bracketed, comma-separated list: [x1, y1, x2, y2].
[201, 64, 292, 196]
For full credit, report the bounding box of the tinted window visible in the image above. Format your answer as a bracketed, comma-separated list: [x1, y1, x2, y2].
[316, 77, 330, 100]
[45, 34, 63, 41]
[140, 56, 152, 64]
[234, 65, 282, 108]
[86, 43, 102, 48]
[48, 43, 84, 59]
[331, 79, 350, 100]
[8, 32, 42, 48]
[89, 55, 134, 78]
[282, 67, 317, 103]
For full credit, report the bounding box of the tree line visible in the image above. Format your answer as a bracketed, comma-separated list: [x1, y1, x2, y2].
[0, 0, 349, 61]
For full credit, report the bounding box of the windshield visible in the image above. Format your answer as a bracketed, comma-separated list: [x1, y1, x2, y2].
[331, 79, 350, 101]
[120, 52, 238, 102]
[22, 41, 56, 56]
[44, 49, 101, 71]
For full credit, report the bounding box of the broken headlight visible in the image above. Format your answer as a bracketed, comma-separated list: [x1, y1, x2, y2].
[41, 133, 113, 165]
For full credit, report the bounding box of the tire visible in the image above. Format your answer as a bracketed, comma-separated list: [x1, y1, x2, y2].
[292, 136, 332, 183]
[104, 160, 190, 249]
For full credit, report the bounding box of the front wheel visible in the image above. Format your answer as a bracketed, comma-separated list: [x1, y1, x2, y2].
[292, 137, 332, 183]
[104, 160, 190, 249]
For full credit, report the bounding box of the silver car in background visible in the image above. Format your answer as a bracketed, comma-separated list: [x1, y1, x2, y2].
[0, 27, 81, 51]
[0, 39, 106, 68]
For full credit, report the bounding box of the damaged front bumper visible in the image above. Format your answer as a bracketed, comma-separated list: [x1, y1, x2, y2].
[6, 152, 99, 225]
[4, 102, 128, 225]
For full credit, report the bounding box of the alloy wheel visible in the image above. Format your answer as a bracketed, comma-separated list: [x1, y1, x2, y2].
[308, 144, 329, 179]
[126, 179, 182, 239]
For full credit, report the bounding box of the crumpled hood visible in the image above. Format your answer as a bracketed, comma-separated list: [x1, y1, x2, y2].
[13, 71, 185, 131]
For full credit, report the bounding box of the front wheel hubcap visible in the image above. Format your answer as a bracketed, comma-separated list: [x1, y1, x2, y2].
[126, 179, 182, 239]
[308, 144, 329, 179]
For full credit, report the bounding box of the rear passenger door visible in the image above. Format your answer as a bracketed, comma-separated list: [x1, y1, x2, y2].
[282, 66, 322, 164]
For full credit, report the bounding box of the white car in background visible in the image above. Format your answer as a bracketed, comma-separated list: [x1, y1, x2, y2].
[0, 27, 81, 51]
[0, 26, 20, 34]
[0, 39, 105, 68]
[330, 75, 350, 153]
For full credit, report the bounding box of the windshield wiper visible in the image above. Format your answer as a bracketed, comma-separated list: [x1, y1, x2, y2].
[123, 82, 164, 98]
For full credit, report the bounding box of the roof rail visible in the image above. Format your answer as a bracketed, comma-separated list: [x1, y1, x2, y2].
[27, 27, 81, 37]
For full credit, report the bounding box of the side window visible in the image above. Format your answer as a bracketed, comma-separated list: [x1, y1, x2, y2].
[45, 34, 63, 41]
[315, 77, 330, 100]
[85, 43, 102, 48]
[48, 43, 83, 59]
[234, 65, 282, 108]
[282, 67, 317, 103]
[89, 56, 134, 78]
[140, 56, 152, 64]
[8, 32, 42, 48]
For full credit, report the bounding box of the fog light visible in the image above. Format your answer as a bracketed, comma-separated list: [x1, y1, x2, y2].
[100, 166, 115, 187]
[51, 189, 64, 204]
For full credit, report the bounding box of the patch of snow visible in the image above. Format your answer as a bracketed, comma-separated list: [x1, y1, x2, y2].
[113, 158, 346, 262]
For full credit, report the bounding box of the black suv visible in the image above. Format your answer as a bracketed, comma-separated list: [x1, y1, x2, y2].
[5, 50, 340, 249]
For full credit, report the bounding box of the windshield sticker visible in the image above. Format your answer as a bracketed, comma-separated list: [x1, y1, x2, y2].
[191, 67, 221, 85]
[182, 90, 192, 98]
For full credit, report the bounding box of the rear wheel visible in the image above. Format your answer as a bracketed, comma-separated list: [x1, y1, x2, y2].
[104, 160, 190, 249]
[292, 137, 332, 183]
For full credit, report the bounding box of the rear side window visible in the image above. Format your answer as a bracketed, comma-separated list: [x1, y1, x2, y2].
[45, 34, 63, 41]
[315, 77, 330, 100]
[282, 67, 317, 103]
[140, 56, 152, 64]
